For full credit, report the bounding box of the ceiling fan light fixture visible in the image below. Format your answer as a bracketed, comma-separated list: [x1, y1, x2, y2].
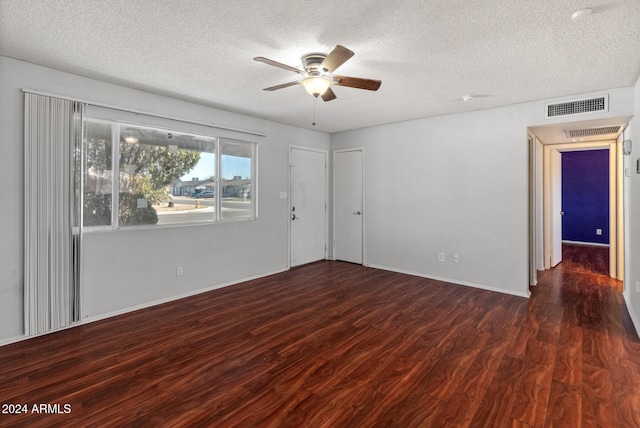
[301, 76, 332, 97]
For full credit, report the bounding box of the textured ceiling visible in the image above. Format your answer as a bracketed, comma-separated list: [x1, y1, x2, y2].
[1, 0, 639, 133]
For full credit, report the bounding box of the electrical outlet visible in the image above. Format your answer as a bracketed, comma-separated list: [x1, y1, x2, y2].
[176, 266, 184, 277]
[596, 229, 602, 236]
[453, 253, 459, 263]
[438, 252, 445, 262]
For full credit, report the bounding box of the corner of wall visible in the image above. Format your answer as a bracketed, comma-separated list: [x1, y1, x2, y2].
[623, 73, 640, 336]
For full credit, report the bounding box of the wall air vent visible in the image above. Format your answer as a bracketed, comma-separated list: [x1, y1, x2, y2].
[563, 125, 623, 139]
[546, 95, 608, 119]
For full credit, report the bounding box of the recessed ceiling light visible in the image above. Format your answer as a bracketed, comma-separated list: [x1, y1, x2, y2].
[462, 95, 475, 102]
[571, 8, 592, 20]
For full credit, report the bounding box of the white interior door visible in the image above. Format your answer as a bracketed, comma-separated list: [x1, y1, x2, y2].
[290, 147, 327, 267]
[551, 149, 563, 267]
[333, 148, 363, 264]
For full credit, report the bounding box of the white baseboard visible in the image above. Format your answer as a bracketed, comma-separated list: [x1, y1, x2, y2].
[80, 267, 290, 326]
[0, 267, 289, 349]
[364, 263, 530, 298]
[562, 240, 610, 247]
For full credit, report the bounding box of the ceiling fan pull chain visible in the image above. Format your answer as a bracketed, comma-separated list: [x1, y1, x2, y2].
[312, 96, 317, 126]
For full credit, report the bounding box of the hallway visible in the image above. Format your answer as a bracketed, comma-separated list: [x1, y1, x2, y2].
[532, 243, 638, 426]
[555, 243, 612, 277]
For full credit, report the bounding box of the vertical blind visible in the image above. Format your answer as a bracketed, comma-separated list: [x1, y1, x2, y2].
[24, 93, 82, 335]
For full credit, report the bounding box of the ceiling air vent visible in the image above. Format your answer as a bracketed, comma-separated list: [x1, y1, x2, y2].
[563, 125, 623, 138]
[546, 95, 608, 119]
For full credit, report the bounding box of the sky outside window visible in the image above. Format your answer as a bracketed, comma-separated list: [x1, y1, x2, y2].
[181, 153, 251, 181]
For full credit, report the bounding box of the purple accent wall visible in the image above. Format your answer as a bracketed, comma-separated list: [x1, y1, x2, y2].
[562, 149, 609, 244]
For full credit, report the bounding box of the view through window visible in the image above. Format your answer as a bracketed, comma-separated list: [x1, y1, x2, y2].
[83, 119, 256, 228]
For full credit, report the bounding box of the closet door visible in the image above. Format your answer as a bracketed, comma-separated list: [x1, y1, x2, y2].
[333, 148, 364, 264]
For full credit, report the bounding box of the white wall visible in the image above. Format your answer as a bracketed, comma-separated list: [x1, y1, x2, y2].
[2, 54, 636, 343]
[624, 74, 640, 332]
[0, 56, 329, 343]
[331, 87, 635, 298]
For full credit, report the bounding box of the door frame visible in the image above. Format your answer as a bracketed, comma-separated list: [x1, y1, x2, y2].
[547, 148, 563, 268]
[288, 145, 329, 268]
[332, 147, 366, 265]
[541, 140, 623, 279]
[529, 134, 545, 286]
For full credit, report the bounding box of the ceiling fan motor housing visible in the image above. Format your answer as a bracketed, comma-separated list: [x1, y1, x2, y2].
[302, 53, 328, 75]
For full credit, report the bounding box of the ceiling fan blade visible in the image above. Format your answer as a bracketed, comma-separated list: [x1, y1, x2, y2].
[320, 45, 354, 72]
[254, 57, 303, 75]
[263, 81, 299, 91]
[321, 87, 337, 102]
[334, 75, 382, 91]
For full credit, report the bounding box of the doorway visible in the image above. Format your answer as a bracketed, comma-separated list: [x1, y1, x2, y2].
[289, 146, 328, 267]
[543, 141, 622, 279]
[529, 120, 626, 286]
[561, 149, 610, 247]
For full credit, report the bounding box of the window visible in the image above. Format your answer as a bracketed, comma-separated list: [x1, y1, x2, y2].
[220, 140, 255, 220]
[83, 120, 114, 227]
[83, 119, 256, 228]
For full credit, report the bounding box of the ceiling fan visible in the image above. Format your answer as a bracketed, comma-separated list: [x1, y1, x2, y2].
[254, 45, 381, 102]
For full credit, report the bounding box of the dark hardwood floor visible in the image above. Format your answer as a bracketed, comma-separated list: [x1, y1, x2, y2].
[555, 242, 611, 277]
[1, 248, 639, 427]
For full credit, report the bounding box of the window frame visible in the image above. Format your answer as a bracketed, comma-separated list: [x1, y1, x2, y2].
[82, 117, 257, 231]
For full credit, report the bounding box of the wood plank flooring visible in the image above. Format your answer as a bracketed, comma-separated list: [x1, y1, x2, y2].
[1, 247, 639, 427]
[555, 243, 611, 277]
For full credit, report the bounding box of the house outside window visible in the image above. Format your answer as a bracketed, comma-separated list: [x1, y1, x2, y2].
[83, 119, 256, 228]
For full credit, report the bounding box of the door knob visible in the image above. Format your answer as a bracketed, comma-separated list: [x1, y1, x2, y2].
[353, 211, 362, 215]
